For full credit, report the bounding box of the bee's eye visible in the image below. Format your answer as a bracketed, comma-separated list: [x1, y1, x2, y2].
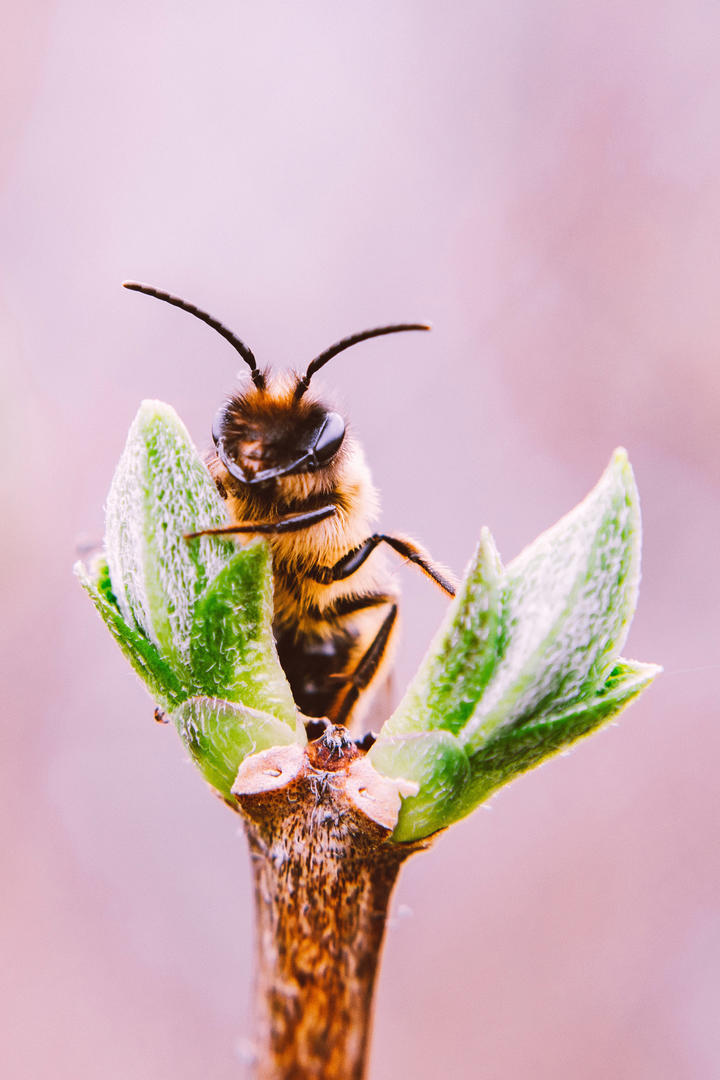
[313, 412, 345, 465]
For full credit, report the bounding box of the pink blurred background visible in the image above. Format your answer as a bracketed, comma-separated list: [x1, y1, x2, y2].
[1, 2, 718, 1078]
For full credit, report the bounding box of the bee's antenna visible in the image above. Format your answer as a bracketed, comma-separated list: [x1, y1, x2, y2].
[122, 281, 266, 390]
[294, 323, 431, 400]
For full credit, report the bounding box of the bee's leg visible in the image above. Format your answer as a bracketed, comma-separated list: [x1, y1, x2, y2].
[330, 604, 398, 727]
[310, 534, 457, 597]
[326, 591, 396, 617]
[185, 504, 336, 539]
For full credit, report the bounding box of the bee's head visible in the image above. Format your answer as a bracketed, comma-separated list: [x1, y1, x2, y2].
[212, 376, 347, 487]
[122, 281, 429, 488]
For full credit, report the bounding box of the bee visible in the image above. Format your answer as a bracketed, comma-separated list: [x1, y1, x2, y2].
[123, 282, 457, 732]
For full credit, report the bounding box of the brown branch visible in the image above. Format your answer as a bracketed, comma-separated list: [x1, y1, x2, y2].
[233, 732, 430, 1080]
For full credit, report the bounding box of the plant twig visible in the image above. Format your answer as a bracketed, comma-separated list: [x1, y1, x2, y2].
[235, 732, 427, 1080]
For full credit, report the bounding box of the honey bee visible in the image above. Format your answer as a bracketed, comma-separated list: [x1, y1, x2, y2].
[123, 282, 457, 732]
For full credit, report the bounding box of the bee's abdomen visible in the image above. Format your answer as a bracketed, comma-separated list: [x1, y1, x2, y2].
[275, 625, 355, 719]
[273, 586, 397, 720]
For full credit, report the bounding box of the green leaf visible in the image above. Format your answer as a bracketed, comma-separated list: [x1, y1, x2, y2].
[381, 529, 506, 736]
[94, 556, 120, 610]
[446, 659, 661, 825]
[368, 730, 470, 842]
[75, 558, 185, 710]
[78, 401, 305, 803]
[371, 449, 658, 843]
[189, 541, 296, 725]
[462, 449, 640, 752]
[104, 400, 236, 677]
[174, 697, 304, 801]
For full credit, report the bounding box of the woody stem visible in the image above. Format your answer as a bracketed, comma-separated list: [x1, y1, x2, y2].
[234, 738, 423, 1080]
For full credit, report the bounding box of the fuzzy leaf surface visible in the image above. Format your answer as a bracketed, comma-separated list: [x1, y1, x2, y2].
[175, 697, 301, 801]
[189, 541, 296, 725]
[75, 558, 185, 710]
[447, 659, 660, 825]
[104, 399, 236, 675]
[368, 730, 470, 842]
[78, 400, 304, 800]
[462, 449, 640, 750]
[372, 450, 657, 843]
[381, 529, 506, 737]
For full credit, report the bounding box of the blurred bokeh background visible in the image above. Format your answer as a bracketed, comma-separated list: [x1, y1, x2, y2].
[1, 2, 718, 1078]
